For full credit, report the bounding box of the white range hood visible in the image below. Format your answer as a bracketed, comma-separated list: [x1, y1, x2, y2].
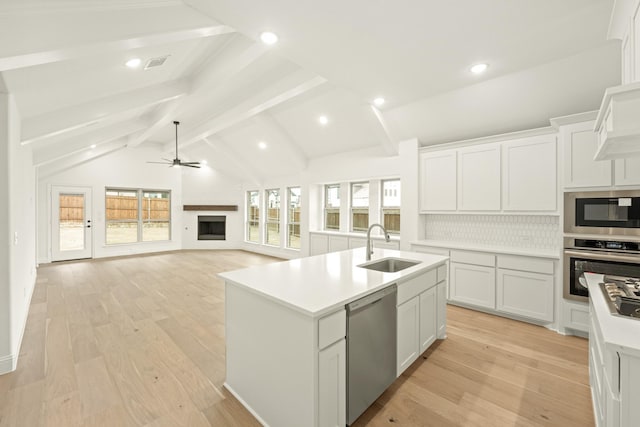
[593, 81, 640, 161]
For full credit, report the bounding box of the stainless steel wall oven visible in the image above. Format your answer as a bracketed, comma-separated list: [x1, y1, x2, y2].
[564, 238, 640, 302]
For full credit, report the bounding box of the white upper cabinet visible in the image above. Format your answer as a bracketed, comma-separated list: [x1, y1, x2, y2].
[457, 143, 501, 211]
[562, 120, 612, 188]
[615, 157, 640, 185]
[419, 150, 457, 212]
[502, 135, 557, 211]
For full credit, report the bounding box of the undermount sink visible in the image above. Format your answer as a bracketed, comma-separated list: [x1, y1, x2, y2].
[358, 257, 421, 273]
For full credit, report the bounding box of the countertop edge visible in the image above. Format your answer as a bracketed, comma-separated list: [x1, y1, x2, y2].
[410, 240, 560, 259]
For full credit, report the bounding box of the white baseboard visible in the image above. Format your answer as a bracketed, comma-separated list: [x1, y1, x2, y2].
[223, 382, 270, 427]
[0, 353, 16, 375]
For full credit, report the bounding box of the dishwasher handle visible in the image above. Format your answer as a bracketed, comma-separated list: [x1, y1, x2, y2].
[347, 284, 397, 313]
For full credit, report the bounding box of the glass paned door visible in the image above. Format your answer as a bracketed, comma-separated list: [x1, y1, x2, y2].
[51, 186, 92, 261]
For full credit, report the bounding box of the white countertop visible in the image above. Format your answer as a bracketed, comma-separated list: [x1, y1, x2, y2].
[219, 248, 448, 318]
[586, 273, 640, 355]
[411, 239, 560, 259]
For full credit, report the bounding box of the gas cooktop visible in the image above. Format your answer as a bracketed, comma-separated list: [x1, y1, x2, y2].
[600, 275, 640, 320]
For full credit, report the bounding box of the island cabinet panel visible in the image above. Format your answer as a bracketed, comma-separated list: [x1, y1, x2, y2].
[502, 136, 557, 212]
[419, 286, 437, 353]
[397, 296, 420, 375]
[457, 143, 501, 211]
[419, 149, 457, 212]
[396, 266, 447, 376]
[318, 340, 346, 427]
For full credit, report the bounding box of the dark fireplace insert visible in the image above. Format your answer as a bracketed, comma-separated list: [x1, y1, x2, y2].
[198, 215, 226, 240]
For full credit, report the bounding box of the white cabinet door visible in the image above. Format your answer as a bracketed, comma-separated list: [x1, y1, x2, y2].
[318, 339, 346, 427]
[420, 150, 457, 212]
[502, 136, 557, 211]
[397, 296, 419, 376]
[496, 269, 554, 322]
[457, 143, 501, 211]
[436, 281, 447, 339]
[562, 120, 612, 188]
[615, 157, 640, 186]
[310, 234, 329, 255]
[419, 287, 437, 353]
[620, 353, 640, 427]
[450, 262, 496, 309]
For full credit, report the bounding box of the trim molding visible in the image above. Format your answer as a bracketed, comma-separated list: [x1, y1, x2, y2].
[0, 353, 16, 375]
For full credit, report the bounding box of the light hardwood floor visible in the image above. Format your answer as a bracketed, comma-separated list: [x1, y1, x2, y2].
[0, 250, 593, 427]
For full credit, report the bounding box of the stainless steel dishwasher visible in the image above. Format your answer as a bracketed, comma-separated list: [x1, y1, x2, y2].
[346, 284, 397, 425]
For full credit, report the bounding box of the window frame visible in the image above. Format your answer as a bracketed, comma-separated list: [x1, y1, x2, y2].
[246, 190, 260, 243]
[350, 181, 369, 233]
[286, 186, 301, 250]
[324, 183, 340, 231]
[264, 188, 281, 247]
[105, 187, 171, 245]
[381, 179, 401, 234]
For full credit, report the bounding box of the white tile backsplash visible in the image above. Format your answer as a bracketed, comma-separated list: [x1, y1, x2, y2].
[425, 214, 560, 250]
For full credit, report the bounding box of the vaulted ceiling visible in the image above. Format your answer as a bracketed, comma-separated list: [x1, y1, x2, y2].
[0, 0, 621, 182]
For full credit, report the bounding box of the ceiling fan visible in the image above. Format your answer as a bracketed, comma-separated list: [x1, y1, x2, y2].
[148, 121, 200, 168]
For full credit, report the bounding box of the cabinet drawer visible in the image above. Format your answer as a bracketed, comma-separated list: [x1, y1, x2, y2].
[318, 309, 346, 350]
[397, 269, 437, 305]
[437, 265, 447, 282]
[450, 250, 495, 267]
[497, 255, 554, 275]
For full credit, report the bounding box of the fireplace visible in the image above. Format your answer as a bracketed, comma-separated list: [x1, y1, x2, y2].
[198, 215, 226, 240]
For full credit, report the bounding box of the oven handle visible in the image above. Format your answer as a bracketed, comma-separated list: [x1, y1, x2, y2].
[564, 249, 640, 264]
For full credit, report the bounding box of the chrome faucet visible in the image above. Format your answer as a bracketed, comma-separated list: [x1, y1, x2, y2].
[366, 223, 390, 261]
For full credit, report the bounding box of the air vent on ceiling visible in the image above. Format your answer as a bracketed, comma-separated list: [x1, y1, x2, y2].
[144, 55, 170, 70]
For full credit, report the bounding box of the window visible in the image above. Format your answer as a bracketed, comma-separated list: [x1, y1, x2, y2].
[265, 189, 280, 246]
[382, 179, 401, 234]
[106, 188, 170, 245]
[247, 191, 260, 243]
[324, 184, 340, 230]
[287, 187, 301, 249]
[351, 182, 369, 232]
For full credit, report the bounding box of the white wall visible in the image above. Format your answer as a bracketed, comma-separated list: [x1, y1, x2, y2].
[37, 147, 183, 262]
[181, 166, 244, 249]
[0, 92, 37, 374]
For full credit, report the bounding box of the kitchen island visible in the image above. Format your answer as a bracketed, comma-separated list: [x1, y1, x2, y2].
[219, 247, 448, 427]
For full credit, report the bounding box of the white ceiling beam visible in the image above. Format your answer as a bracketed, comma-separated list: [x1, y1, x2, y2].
[22, 79, 189, 145]
[164, 70, 328, 152]
[33, 120, 147, 166]
[369, 105, 399, 156]
[37, 139, 127, 180]
[127, 38, 268, 148]
[0, 16, 234, 71]
[252, 113, 308, 170]
[203, 136, 262, 186]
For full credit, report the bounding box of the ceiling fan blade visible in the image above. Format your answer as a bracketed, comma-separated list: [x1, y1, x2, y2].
[183, 164, 201, 168]
[181, 161, 200, 165]
[147, 161, 172, 164]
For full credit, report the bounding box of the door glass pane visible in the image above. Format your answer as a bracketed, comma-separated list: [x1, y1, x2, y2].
[59, 193, 85, 251]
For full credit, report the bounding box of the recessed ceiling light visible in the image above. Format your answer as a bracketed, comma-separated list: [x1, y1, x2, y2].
[125, 58, 142, 69]
[260, 31, 278, 45]
[470, 63, 488, 74]
[258, 141, 267, 150]
[373, 97, 385, 107]
[318, 115, 329, 125]
[90, 144, 97, 149]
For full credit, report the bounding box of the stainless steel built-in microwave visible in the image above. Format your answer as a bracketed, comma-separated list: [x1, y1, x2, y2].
[565, 191, 640, 237]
